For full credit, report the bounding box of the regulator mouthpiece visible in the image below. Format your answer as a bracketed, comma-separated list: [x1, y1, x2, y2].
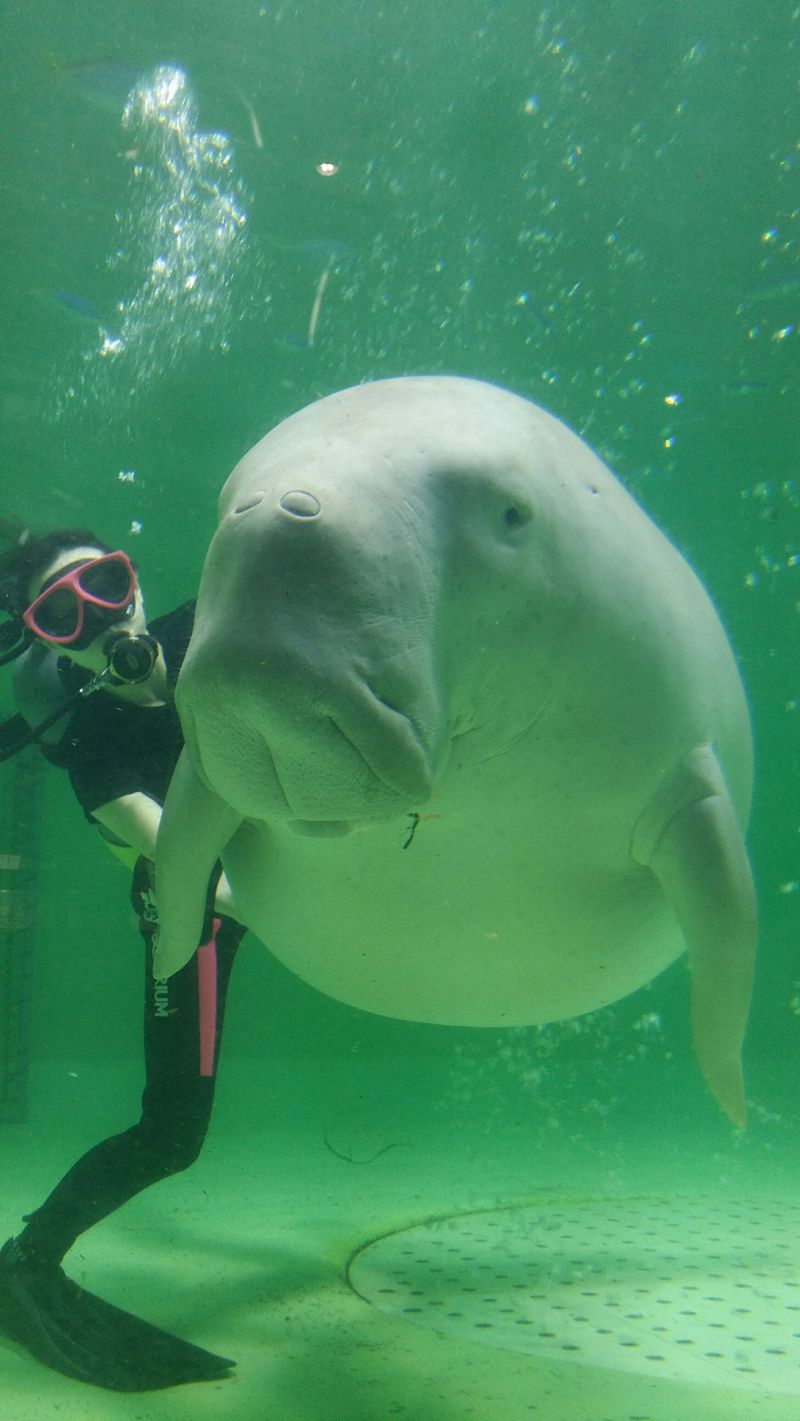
[104, 632, 159, 685]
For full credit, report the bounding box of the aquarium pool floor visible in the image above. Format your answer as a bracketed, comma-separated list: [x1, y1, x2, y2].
[1, 1059, 796, 1421]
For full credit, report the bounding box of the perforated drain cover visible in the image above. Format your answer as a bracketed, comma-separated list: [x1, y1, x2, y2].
[347, 1196, 800, 1394]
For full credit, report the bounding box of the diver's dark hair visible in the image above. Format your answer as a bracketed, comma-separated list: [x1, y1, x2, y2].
[0, 527, 113, 616]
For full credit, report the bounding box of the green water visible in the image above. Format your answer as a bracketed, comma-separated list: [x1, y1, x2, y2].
[0, 3, 798, 1417]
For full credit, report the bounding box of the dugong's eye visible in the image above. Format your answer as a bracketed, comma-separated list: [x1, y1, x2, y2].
[503, 504, 531, 530]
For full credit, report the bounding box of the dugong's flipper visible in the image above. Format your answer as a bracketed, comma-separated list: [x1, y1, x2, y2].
[153, 750, 242, 979]
[635, 746, 756, 1129]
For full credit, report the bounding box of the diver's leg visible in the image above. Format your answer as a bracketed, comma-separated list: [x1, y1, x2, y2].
[0, 858, 244, 1389]
[15, 859, 242, 1262]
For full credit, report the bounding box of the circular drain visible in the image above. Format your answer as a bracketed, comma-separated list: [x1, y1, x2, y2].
[347, 1196, 800, 1395]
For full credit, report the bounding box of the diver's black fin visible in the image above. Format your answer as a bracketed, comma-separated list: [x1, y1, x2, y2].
[0, 1238, 235, 1392]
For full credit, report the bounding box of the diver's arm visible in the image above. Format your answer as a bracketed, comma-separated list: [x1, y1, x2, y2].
[93, 792, 163, 859]
[12, 642, 74, 745]
[93, 792, 241, 921]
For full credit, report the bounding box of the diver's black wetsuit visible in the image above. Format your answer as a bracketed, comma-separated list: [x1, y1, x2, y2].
[14, 602, 246, 1269]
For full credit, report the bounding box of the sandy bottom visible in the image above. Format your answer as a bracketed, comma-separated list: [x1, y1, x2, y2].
[1, 1055, 796, 1421]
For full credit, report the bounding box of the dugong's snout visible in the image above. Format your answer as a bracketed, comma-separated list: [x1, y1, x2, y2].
[178, 654, 437, 825]
[177, 466, 447, 824]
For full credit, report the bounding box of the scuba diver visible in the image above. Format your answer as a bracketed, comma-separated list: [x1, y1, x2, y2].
[0, 524, 246, 1391]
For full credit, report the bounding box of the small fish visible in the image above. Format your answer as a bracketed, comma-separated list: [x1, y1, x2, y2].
[273, 331, 313, 353]
[741, 275, 800, 305]
[723, 379, 770, 396]
[264, 233, 354, 271]
[48, 53, 143, 112]
[513, 290, 554, 337]
[527, 303, 555, 337]
[51, 289, 104, 323]
[44, 290, 122, 347]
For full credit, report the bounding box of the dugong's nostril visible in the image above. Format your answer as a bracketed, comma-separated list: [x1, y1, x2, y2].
[279, 490, 321, 518]
[234, 492, 265, 515]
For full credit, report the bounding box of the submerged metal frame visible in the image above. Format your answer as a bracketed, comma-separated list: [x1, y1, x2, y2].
[0, 748, 42, 1123]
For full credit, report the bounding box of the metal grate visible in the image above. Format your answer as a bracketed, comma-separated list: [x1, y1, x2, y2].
[348, 1195, 800, 1397]
[0, 749, 43, 1123]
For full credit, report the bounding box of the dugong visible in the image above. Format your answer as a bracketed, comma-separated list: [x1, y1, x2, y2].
[154, 377, 756, 1127]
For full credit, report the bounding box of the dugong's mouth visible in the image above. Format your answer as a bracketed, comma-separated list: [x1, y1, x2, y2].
[180, 678, 438, 827]
[286, 818, 356, 837]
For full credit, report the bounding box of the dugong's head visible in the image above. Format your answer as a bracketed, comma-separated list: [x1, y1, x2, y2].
[176, 376, 581, 834]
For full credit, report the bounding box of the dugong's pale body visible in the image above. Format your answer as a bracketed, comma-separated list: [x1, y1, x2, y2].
[154, 377, 756, 1127]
